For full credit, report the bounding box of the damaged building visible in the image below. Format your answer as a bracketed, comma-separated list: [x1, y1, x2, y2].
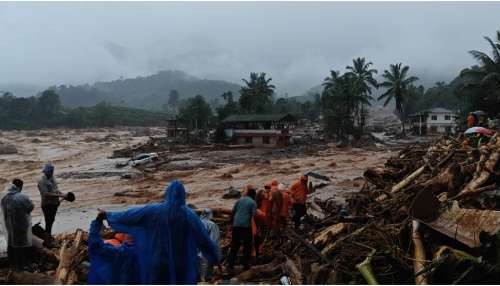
[221, 113, 297, 147]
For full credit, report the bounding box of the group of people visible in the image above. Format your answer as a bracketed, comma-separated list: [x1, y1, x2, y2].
[1, 162, 312, 283]
[0, 163, 69, 271]
[226, 175, 312, 272]
[89, 174, 312, 284]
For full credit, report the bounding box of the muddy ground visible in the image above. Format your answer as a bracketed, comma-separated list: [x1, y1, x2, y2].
[0, 127, 418, 234]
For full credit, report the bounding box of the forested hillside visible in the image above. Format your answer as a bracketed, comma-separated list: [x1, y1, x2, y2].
[52, 70, 240, 110]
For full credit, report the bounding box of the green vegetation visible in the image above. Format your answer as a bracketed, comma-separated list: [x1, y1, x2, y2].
[0, 90, 171, 130]
[321, 68, 374, 142]
[239, 72, 275, 114]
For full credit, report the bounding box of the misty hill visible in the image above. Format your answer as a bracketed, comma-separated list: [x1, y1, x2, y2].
[0, 83, 45, 98]
[53, 70, 241, 110]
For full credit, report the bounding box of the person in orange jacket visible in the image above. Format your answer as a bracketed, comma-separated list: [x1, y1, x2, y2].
[467, 113, 476, 128]
[289, 175, 310, 229]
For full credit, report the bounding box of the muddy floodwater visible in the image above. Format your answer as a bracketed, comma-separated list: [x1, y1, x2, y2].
[0, 128, 394, 233]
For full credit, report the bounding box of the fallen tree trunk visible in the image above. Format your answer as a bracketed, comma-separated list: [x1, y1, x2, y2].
[313, 223, 346, 246]
[321, 225, 368, 257]
[237, 261, 281, 281]
[283, 256, 303, 285]
[457, 141, 500, 197]
[412, 221, 428, 285]
[376, 165, 427, 201]
[54, 229, 84, 285]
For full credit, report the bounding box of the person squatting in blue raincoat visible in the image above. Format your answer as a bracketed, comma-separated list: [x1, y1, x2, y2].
[97, 180, 220, 284]
[87, 214, 139, 284]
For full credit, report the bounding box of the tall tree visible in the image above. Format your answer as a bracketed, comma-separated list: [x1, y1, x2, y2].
[239, 72, 275, 113]
[178, 95, 213, 131]
[321, 72, 369, 142]
[461, 30, 500, 114]
[345, 57, 378, 128]
[378, 63, 419, 135]
[217, 91, 239, 120]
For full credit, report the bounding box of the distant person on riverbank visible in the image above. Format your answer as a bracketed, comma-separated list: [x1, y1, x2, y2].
[38, 164, 65, 236]
[1, 179, 34, 271]
[98, 180, 219, 284]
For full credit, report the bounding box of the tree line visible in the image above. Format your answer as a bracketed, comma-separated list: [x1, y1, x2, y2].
[0, 90, 170, 130]
[1, 30, 499, 135]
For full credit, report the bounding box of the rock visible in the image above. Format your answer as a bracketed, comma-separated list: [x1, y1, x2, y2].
[0, 143, 17, 154]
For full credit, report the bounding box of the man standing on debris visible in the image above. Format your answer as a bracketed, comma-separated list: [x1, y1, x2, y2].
[98, 180, 219, 284]
[38, 163, 65, 236]
[289, 175, 310, 229]
[198, 208, 220, 282]
[228, 185, 257, 272]
[1, 179, 34, 271]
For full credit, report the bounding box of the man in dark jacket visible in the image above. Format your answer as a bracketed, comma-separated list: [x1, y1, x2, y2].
[37, 164, 64, 236]
[227, 185, 257, 271]
[1, 179, 34, 270]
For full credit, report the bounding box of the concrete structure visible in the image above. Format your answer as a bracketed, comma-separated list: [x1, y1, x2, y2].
[409, 107, 458, 135]
[165, 115, 188, 138]
[222, 114, 297, 147]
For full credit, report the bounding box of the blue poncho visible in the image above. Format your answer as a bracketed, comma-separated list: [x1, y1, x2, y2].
[88, 219, 139, 284]
[106, 180, 220, 284]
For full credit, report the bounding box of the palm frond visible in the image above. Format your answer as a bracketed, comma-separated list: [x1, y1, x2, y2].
[483, 36, 500, 62]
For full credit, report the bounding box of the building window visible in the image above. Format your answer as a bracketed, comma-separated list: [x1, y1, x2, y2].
[431, 115, 437, 121]
[445, 126, 452, 133]
[245, 137, 252, 144]
[263, 136, 270, 144]
[430, 126, 437, 133]
[445, 115, 451, 120]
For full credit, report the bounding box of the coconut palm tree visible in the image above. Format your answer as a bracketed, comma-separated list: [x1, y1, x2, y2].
[346, 57, 378, 128]
[461, 30, 500, 114]
[239, 72, 275, 113]
[378, 63, 419, 135]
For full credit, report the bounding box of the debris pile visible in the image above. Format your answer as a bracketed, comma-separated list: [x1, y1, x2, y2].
[212, 133, 500, 284]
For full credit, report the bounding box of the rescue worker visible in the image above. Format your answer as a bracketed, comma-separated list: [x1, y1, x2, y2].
[289, 175, 311, 229]
[38, 163, 65, 236]
[88, 214, 139, 284]
[98, 180, 219, 284]
[269, 183, 283, 232]
[279, 184, 291, 228]
[467, 112, 475, 128]
[198, 208, 220, 282]
[228, 185, 257, 271]
[1, 179, 34, 271]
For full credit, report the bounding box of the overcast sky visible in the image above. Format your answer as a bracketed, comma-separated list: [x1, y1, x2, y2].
[1, 1, 499, 97]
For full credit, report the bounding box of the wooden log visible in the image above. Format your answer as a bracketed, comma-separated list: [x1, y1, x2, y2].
[286, 227, 330, 264]
[236, 261, 280, 281]
[54, 229, 84, 285]
[313, 223, 346, 246]
[376, 165, 427, 201]
[412, 220, 428, 285]
[457, 140, 500, 197]
[321, 225, 368, 257]
[283, 256, 303, 285]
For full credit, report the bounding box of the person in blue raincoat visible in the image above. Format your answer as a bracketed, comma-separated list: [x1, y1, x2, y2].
[98, 180, 220, 284]
[87, 214, 139, 284]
